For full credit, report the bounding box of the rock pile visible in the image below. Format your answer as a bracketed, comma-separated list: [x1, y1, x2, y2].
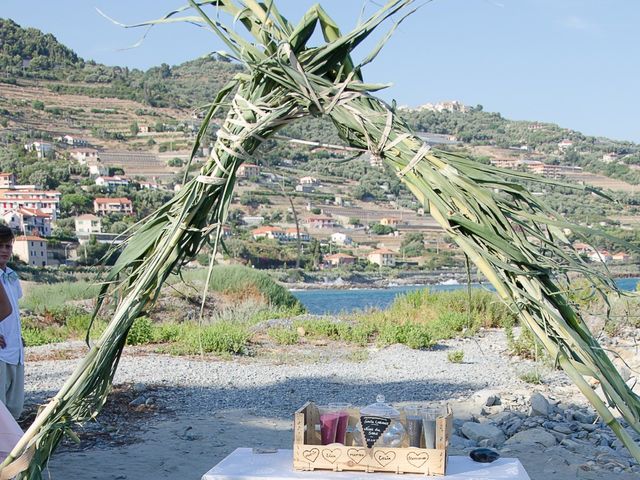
[451, 389, 640, 476]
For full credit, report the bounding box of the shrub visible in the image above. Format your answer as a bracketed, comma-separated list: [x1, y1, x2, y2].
[519, 369, 543, 384]
[21, 281, 99, 313]
[428, 311, 470, 340]
[182, 265, 304, 310]
[268, 327, 299, 345]
[64, 312, 93, 335]
[23, 327, 64, 346]
[506, 326, 544, 359]
[186, 321, 250, 354]
[152, 323, 182, 343]
[377, 322, 433, 349]
[127, 317, 154, 346]
[447, 350, 465, 363]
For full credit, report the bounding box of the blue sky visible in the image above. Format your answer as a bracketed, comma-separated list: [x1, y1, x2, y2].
[2, 1, 639, 143]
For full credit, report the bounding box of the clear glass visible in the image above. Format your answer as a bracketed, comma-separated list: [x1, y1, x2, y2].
[328, 402, 351, 445]
[403, 406, 423, 448]
[354, 395, 406, 448]
[422, 407, 445, 449]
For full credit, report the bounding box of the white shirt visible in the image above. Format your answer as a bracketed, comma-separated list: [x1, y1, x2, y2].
[0, 267, 23, 365]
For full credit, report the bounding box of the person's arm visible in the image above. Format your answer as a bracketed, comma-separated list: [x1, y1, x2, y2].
[0, 281, 13, 349]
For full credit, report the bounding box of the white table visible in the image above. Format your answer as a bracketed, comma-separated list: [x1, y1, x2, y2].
[201, 448, 530, 480]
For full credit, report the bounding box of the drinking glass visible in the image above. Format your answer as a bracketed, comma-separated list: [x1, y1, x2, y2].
[404, 406, 423, 448]
[319, 406, 339, 445]
[328, 403, 351, 445]
[422, 407, 443, 449]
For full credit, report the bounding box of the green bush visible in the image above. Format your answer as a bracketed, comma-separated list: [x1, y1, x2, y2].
[428, 311, 470, 340]
[377, 322, 433, 349]
[184, 321, 250, 355]
[447, 350, 465, 363]
[519, 369, 543, 384]
[23, 327, 64, 347]
[152, 323, 182, 343]
[21, 281, 99, 313]
[268, 327, 299, 345]
[127, 317, 154, 346]
[64, 312, 93, 335]
[506, 326, 544, 359]
[181, 265, 304, 310]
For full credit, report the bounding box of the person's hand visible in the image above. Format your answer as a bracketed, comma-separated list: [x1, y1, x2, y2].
[0, 334, 5, 349]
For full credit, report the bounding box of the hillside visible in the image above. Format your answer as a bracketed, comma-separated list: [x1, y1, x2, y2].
[0, 19, 638, 272]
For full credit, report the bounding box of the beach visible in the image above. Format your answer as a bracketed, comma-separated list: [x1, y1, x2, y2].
[19, 327, 640, 479]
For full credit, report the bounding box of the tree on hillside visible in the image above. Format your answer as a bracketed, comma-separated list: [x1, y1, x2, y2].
[60, 193, 93, 216]
[400, 232, 425, 257]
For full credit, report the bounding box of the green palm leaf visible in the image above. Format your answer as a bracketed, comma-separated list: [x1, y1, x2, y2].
[3, 1, 639, 477]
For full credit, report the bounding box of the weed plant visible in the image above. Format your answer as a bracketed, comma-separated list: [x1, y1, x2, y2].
[180, 265, 303, 309]
[21, 281, 99, 313]
[447, 350, 465, 363]
[268, 327, 299, 345]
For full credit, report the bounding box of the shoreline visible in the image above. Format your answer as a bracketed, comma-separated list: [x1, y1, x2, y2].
[283, 275, 640, 291]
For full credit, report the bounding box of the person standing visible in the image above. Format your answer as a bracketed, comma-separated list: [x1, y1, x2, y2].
[0, 225, 23, 420]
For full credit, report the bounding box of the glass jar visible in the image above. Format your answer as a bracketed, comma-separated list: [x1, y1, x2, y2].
[354, 395, 405, 448]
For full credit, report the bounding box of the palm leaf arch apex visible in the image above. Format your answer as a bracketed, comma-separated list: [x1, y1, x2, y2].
[2, 1, 639, 477]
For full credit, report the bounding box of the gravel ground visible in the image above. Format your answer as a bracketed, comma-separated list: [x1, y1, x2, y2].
[17, 327, 639, 479]
[24, 329, 543, 419]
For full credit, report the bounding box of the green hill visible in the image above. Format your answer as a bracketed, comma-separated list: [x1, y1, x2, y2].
[0, 18, 82, 73]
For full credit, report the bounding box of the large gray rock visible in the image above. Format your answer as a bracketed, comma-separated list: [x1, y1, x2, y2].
[505, 427, 557, 447]
[460, 421, 506, 446]
[449, 434, 476, 448]
[529, 392, 551, 416]
[573, 410, 597, 424]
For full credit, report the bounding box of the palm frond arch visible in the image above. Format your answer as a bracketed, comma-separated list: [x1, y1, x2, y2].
[2, 1, 639, 477]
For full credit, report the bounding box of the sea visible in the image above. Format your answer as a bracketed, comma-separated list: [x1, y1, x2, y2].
[291, 277, 640, 315]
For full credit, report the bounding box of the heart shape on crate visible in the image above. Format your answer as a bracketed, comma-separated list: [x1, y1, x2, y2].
[346, 448, 366, 465]
[406, 451, 429, 468]
[373, 450, 396, 467]
[321, 448, 341, 464]
[302, 448, 319, 463]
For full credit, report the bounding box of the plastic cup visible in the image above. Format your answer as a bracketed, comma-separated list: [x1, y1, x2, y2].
[322, 403, 351, 445]
[422, 407, 442, 449]
[319, 408, 339, 445]
[404, 406, 423, 448]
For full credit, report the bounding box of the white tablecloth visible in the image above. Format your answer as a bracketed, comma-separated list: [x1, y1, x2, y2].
[201, 448, 530, 480]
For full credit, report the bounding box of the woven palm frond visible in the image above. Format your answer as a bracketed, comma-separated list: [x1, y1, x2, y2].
[2, 1, 638, 477]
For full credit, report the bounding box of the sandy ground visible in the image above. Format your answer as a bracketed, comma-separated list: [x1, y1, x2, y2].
[41, 406, 638, 480]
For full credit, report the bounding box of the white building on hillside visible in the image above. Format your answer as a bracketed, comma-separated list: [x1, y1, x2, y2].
[13, 235, 48, 267]
[95, 176, 130, 190]
[2, 208, 52, 237]
[0, 189, 61, 220]
[0, 173, 16, 188]
[331, 232, 352, 246]
[75, 214, 102, 234]
[70, 148, 99, 164]
[24, 142, 53, 159]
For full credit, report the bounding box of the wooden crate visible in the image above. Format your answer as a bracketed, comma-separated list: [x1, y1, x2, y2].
[293, 401, 452, 475]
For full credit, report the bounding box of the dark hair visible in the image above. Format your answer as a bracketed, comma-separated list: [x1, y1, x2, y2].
[0, 225, 14, 243]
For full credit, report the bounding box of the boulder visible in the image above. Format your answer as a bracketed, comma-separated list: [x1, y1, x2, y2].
[460, 422, 506, 446]
[505, 427, 557, 447]
[529, 392, 551, 416]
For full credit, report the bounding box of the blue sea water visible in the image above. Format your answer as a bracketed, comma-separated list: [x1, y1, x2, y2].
[291, 277, 640, 315]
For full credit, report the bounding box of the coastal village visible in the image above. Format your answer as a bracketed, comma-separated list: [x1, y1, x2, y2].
[3, 117, 635, 271]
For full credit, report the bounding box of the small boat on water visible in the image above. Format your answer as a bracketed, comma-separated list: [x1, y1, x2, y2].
[439, 278, 460, 286]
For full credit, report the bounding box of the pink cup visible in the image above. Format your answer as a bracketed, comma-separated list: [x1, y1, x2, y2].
[320, 412, 339, 445]
[335, 411, 349, 444]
